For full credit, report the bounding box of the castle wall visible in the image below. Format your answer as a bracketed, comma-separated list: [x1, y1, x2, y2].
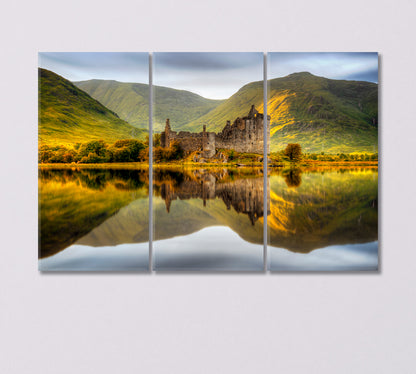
[170, 131, 203, 153]
[215, 115, 269, 154]
[160, 106, 270, 157]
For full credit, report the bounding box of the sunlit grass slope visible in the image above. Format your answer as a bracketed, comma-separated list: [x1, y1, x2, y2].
[39, 68, 146, 147]
[182, 80, 264, 133]
[184, 72, 378, 153]
[266, 72, 378, 153]
[72, 72, 378, 153]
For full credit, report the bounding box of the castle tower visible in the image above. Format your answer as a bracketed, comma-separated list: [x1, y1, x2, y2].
[202, 125, 207, 147]
[202, 124, 216, 158]
[165, 118, 171, 131]
[161, 118, 171, 148]
[247, 104, 259, 119]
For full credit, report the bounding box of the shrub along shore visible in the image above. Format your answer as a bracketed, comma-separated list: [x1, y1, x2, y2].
[39, 140, 378, 167]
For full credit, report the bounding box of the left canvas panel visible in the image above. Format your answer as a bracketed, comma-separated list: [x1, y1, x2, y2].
[38, 52, 150, 271]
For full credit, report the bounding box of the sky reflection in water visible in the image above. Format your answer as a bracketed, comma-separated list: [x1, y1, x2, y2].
[268, 241, 378, 271]
[153, 226, 263, 271]
[39, 243, 149, 271]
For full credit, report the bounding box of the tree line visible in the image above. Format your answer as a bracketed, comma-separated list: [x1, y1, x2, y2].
[39, 140, 147, 164]
[272, 143, 378, 163]
[39, 137, 186, 164]
[39, 139, 377, 164]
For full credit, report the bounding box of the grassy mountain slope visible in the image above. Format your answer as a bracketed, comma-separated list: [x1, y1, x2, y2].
[73, 72, 378, 153]
[73, 80, 150, 129]
[182, 80, 264, 133]
[266, 72, 378, 153]
[184, 72, 377, 153]
[39, 69, 146, 146]
[74, 79, 224, 132]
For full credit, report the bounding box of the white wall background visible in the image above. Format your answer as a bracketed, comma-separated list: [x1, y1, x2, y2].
[1, 0, 415, 373]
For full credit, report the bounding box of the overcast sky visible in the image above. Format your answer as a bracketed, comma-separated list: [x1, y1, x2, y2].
[39, 52, 149, 83]
[154, 52, 263, 100]
[268, 52, 378, 83]
[39, 52, 378, 100]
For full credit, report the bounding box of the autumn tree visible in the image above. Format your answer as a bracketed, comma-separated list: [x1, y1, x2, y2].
[284, 143, 302, 161]
[153, 133, 161, 147]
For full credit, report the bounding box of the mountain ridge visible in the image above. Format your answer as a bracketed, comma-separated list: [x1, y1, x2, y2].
[183, 72, 378, 153]
[39, 68, 146, 146]
[74, 79, 225, 131]
[45, 69, 378, 153]
[266, 72, 378, 153]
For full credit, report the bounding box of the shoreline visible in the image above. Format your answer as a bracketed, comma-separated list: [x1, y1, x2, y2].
[38, 160, 378, 170]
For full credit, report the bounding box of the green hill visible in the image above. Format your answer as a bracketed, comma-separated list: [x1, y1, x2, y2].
[74, 79, 224, 132]
[267, 72, 378, 153]
[39, 68, 146, 146]
[182, 80, 264, 133]
[72, 72, 378, 153]
[183, 72, 378, 153]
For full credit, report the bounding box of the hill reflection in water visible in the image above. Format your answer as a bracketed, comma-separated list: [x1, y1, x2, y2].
[38, 168, 150, 271]
[153, 167, 265, 271]
[38, 166, 378, 272]
[267, 167, 378, 271]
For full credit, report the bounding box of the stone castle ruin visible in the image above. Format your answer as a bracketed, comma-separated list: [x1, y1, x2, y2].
[160, 105, 270, 158]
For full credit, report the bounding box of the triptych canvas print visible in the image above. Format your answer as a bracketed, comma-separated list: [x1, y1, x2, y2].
[38, 52, 378, 272]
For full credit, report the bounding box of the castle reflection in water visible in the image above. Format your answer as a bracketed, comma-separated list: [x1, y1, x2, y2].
[39, 166, 377, 267]
[154, 168, 269, 225]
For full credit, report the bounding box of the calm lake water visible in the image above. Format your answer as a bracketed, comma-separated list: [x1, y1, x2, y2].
[38, 166, 378, 272]
[152, 168, 265, 271]
[267, 167, 378, 271]
[38, 168, 150, 271]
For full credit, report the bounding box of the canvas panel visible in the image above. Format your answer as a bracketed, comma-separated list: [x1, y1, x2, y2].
[152, 52, 265, 271]
[267, 52, 379, 271]
[38, 52, 150, 271]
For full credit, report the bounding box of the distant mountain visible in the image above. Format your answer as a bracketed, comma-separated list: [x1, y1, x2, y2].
[74, 80, 224, 132]
[182, 80, 264, 133]
[184, 72, 378, 153]
[39, 68, 145, 146]
[73, 72, 378, 153]
[266, 72, 378, 153]
[73, 80, 150, 129]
